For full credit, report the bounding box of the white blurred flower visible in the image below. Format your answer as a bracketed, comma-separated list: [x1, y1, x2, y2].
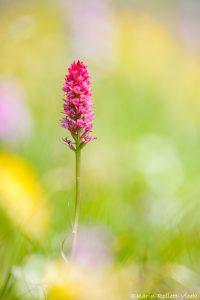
[170, 264, 200, 291]
[147, 195, 183, 229]
[135, 134, 184, 194]
[13, 254, 133, 300]
[13, 255, 47, 300]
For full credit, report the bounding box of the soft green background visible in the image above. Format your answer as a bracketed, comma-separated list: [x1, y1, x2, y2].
[0, 0, 200, 297]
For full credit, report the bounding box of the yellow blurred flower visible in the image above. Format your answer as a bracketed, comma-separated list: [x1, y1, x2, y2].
[164, 56, 200, 125]
[45, 260, 133, 300]
[115, 12, 178, 77]
[0, 152, 49, 239]
[115, 12, 200, 125]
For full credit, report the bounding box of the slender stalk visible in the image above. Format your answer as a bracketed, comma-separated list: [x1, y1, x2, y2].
[71, 148, 81, 257]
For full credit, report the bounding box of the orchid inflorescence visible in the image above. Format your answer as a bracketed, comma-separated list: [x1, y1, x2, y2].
[61, 60, 96, 151]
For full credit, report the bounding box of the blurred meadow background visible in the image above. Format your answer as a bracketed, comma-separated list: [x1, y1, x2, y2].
[0, 0, 200, 299]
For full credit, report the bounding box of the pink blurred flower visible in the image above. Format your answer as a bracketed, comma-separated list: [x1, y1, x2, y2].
[61, 61, 96, 149]
[65, 0, 115, 66]
[0, 80, 32, 145]
[176, 3, 200, 52]
[73, 226, 113, 267]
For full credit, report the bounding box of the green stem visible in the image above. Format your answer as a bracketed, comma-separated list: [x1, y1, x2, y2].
[71, 148, 81, 257]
